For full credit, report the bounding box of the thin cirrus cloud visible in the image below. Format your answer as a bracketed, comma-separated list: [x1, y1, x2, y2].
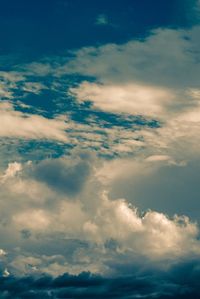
[95, 14, 109, 26]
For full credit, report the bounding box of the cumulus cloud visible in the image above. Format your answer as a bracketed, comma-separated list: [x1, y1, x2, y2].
[80, 193, 200, 264]
[0, 154, 200, 279]
[96, 153, 200, 222]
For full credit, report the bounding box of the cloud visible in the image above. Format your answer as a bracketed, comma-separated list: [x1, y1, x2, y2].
[60, 26, 200, 88]
[22, 82, 47, 94]
[13, 209, 51, 231]
[31, 153, 93, 196]
[81, 193, 200, 260]
[55, 26, 200, 124]
[1, 260, 200, 298]
[95, 14, 109, 26]
[0, 154, 200, 279]
[1, 162, 22, 181]
[0, 84, 13, 99]
[70, 81, 175, 118]
[0, 102, 68, 142]
[0, 71, 25, 99]
[4, 26, 200, 160]
[97, 154, 200, 221]
[0, 249, 7, 257]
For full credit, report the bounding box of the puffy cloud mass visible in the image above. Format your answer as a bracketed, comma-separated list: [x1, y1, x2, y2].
[0, 153, 200, 282]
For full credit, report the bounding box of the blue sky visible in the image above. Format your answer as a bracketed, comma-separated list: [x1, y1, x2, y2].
[0, 0, 197, 62]
[1, 1, 200, 298]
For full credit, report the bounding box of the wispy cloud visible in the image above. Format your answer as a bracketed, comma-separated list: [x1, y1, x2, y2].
[95, 14, 109, 26]
[0, 102, 68, 142]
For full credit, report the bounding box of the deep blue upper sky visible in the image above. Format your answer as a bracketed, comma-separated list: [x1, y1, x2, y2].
[0, 0, 196, 62]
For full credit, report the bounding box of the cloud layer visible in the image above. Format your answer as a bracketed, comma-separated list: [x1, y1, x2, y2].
[1, 261, 200, 299]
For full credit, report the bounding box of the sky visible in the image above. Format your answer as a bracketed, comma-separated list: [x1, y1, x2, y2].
[1, 0, 200, 298]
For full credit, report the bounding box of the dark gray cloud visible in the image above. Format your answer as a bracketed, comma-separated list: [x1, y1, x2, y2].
[31, 152, 93, 197]
[110, 159, 200, 221]
[1, 259, 200, 299]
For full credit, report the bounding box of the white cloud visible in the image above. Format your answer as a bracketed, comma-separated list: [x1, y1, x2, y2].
[13, 209, 51, 231]
[3, 268, 10, 277]
[145, 155, 172, 162]
[70, 81, 175, 118]
[88, 193, 200, 259]
[0, 156, 200, 277]
[0, 71, 25, 83]
[59, 26, 200, 123]
[3, 26, 200, 159]
[0, 102, 68, 142]
[0, 83, 13, 99]
[1, 162, 22, 181]
[0, 71, 25, 99]
[0, 249, 7, 256]
[8, 188, 200, 267]
[60, 27, 200, 87]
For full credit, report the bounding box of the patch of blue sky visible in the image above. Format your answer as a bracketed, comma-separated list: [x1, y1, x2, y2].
[0, 139, 73, 167]
[69, 105, 160, 129]
[17, 140, 74, 161]
[5, 69, 160, 129]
